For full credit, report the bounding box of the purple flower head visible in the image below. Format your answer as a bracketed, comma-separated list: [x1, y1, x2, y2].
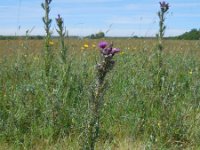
[57, 14, 61, 19]
[98, 41, 120, 56]
[99, 44, 120, 56]
[159, 1, 169, 12]
[56, 14, 63, 25]
[98, 41, 108, 49]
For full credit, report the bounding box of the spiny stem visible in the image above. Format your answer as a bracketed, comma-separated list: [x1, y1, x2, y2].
[56, 14, 68, 63]
[157, 1, 169, 90]
[83, 42, 120, 150]
[42, 0, 53, 76]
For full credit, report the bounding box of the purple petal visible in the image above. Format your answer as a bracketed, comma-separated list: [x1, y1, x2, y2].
[111, 48, 120, 54]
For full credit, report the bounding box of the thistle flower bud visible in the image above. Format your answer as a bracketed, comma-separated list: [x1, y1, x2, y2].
[159, 1, 169, 12]
[56, 14, 63, 25]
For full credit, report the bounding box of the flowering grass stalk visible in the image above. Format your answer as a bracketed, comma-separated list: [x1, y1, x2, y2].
[56, 14, 68, 63]
[157, 1, 169, 90]
[41, 0, 53, 76]
[84, 41, 120, 150]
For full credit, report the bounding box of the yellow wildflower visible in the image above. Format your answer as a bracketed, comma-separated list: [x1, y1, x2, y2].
[189, 71, 193, 75]
[120, 51, 125, 55]
[92, 44, 96, 48]
[158, 121, 161, 128]
[34, 56, 39, 61]
[84, 44, 89, 48]
[49, 41, 54, 46]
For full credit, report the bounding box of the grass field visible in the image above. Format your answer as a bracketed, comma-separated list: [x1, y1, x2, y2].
[0, 38, 200, 149]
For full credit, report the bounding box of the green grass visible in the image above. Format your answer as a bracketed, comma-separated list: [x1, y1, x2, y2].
[0, 39, 200, 149]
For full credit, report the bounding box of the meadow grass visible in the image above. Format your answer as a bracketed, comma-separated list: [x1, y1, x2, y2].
[0, 38, 200, 149]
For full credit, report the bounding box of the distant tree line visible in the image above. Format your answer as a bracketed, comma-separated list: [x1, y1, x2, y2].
[176, 29, 200, 40]
[87, 31, 105, 39]
[0, 35, 80, 40]
[1, 29, 200, 40]
[0, 35, 44, 40]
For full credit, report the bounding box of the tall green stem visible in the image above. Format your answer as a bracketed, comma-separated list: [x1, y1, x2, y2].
[41, 0, 52, 76]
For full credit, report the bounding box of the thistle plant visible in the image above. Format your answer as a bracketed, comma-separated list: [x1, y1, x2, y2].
[41, 0, 53, 76]
[157, 1, 169, 90]
[56, 14, 68, 63]
[84, 41, 120, 150]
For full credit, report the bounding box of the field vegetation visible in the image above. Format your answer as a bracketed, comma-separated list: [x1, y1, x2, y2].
[0, 38, 200, 149]
[0, 0, 200, 149]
